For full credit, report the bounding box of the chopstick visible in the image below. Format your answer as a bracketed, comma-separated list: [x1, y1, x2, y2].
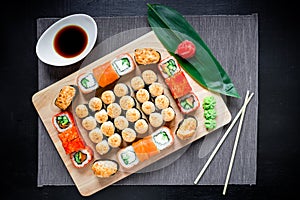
[222, 91, 250, 195]
[193, 91, 254, 185]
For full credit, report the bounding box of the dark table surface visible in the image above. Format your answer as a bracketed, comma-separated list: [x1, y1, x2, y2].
[1, 0, 299, 199]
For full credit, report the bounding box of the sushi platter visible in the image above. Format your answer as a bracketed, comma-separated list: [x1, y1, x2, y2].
[32, 31, 232, 196]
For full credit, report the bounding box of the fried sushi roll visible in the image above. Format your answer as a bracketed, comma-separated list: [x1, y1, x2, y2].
[100, 121, 115, 137]
[111, 53, 136, 76]
[176, 116, 198, 140]
[70, 147, 93, 168]
[88, 127, 103, 143]
[82, 116, 97, 131]
[141, 101, 156, 115]
[93, 61, 120, 88]
[77, 73, 99, 94]
[75, 104, 89, 119]
[126, 108, 141, 123]
[108, 133, 122, 148]
[148, 82, 164, 97]
[155, 95, 170, 110]
[92, 159, 119, 178]
[119, 95, 135, 110]
[136, 88, 150, 103]
[134, 119, 149, 135]
[94, 109, 108, 124]
[121, 128, 137, 143]
[114, 116, 129, 131]
[117, 145, 139, 169]
[113, 83, 130, 97]
[88, 97, 102, 112]
[134, 48, 161, 65]
[96, 140, 110, 155]
[107, 103, 122, 118]
[177, 92, 200, 114]
[158, 56, 181, 78]
[54, 85, 77, 110]
[149, 112, 164, 128]
[101, 90, 116, 105]
[141, 70, 158, 85]
[161, 107, 176, 122]
[130, 76, 145, 91]
[52, 111, 74, 132]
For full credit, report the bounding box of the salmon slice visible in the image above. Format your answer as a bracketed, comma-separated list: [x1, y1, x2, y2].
[93, 61, 120, 88]
[132, 140, 149, 162]
[142, 136, 160, 157]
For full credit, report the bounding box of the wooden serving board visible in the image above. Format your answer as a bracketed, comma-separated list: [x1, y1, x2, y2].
[32, 31, 232, 196]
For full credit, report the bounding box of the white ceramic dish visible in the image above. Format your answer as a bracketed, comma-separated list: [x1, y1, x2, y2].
[36, 14, 97, 66]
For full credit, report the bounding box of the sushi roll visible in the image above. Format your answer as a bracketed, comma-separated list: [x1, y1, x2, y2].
[134, 119, 149, 134]
[95, 140, 110, 155]
[93, 61, 120, 88]
[140, 135, 160, 157]
[149, 112, 164, 128]
[92, 159, 119, 178]
[88, 97, 102, 112]
[165, 71, 192, 99]
[111, 53, 136, 76]
[141, 101, 156, 115]
[54, 85, 77, 110]
[161, 107, 176, 122]
[141, 70, 158, 85]
[75, 104, 89, 119]
[89, 127, 103, 143]
[94, 109, 108, 124]
[107, 103, 122, 118]
[70, 147, 93, 168]
[108, 133, 122, 148]
[82, 116, 97, 131]
[114, 116, 129, 131]
[58, 126, 86, 154]
[148, 82, 164, 97]
[101, 90, 116, 105]
[100, 121, 115, 137]
[134, 48, 161, 65]
[126, 108, 141, 123]
[177, 92, 200, 114]
[155, 95, 170, 110]
[121, 128, 137, 143]
[132, 139, 149, 162]
[130, 76, 145, 91]
[151, 126, 174, 151]
[176, 116, 198, 140]
[113, 83, 130, 97]
[136, 88, 150, 103]
[52, 111, 74, 132]
[77, 73, 99, 94]
[158, 56, 181, 78]
[119, 95, 135, 110]
[117, 146, 139, 169]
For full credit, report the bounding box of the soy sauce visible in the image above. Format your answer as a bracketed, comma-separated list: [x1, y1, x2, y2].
[54, 25, 88, 58]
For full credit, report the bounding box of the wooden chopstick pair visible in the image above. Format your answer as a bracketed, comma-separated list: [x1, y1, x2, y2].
[193, 90, 254, 195]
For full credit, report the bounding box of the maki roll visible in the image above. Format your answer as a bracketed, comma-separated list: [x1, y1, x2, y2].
[88, 97, 102, 112]
[54, 85, 77, 110]
[141, 70, 158, 85]
[132, 139, 149, 162]
[121, 128, 137, 143]
[149, 112, 164, 128]
[58, 126, 86, 154]
[134, 48, 161, 65]
[96, 140, 110, 155]
[77, 73, 99, 94]
[70, 147, 93, 168]
[126, 108, 141, 123]
[119, 95, 135, 110]
[151, 126, 174, 151]
[155, 95, 170, 110]
[177, 92, 200, 114]
[113, 83, 130, 97]
[108, 133, 122, 148]
[82, 116, 97, 131]
[107, 103, 122, 118]
[114, 116, 129, 131]
[52, 111, 74, 132]
[111, 53, 136, 76]
[100, 121, 115, 137]
[117, 146, 139, 169]
[93, 61, 120, 88]
[75, 104, 89, 119]
[158, 56, 181, 78]
[88, 127, 103, 143]
[148, 82, 164, 97]
[130, 76, 145, 91]
[161, 107, 176, 122]
[92, 159, 119, 178]
[141, 135, 160, 157]
[141, 101, 156, 115]
[165, 71, 192, 99]
[176, 116, 198, 140]
[94, 109, 108, 124]
[134, 119, 149, 135]
[101, 90, 116, 105]
[136, 88, 150, 103]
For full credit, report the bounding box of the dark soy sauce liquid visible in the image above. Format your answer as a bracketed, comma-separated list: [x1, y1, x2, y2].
[54, 25, 88, 58]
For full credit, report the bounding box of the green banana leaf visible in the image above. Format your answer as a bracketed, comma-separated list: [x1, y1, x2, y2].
[147, 4, 240, 98]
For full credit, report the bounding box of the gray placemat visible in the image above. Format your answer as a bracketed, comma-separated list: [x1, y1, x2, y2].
[37, 15, 258, 186]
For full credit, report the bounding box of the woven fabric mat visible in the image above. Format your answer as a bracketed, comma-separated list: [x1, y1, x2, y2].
[37, 15, 258, 186]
